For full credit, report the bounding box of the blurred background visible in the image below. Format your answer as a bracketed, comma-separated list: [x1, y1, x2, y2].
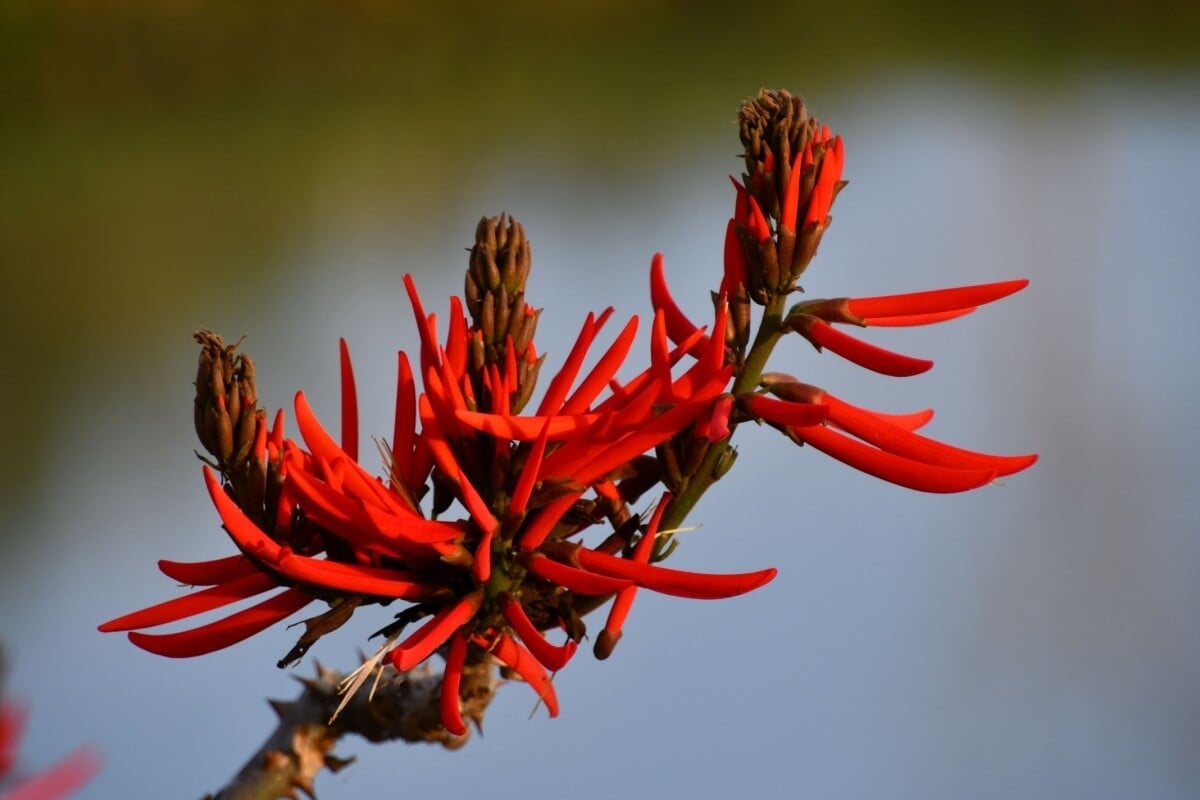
[2, 1, 1198, 797]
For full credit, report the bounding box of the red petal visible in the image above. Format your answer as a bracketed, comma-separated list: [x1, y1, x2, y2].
[2, 747, 100, 800]
[455, 409, 601, 440]
[743, 394, 829, 428]
[825, 395, 1037, 476]
[803, 319, 933, 377]
[793, 424, 998, 493]
[127, 588, 313, 658]
[157, 555, 256, 585]
[523, 552, 633, 595]
[573, 546, 776, 600]
[275, 551, 446, 600]
[560, 315, 639, 414]
[390, 592, 482, 671]
[338, 339, 358, 462]
[485, 632, 559, 717]
[781, 150, 804, 232]
[721, 219, 749, 297]
[500, 593, 577, 671]
[439, 631, 469, 736]
[99, 571, 278, 632]
[392, 351, 419, 494]
[204, 466, 283, 564]
[508, 419, 551, 519]
[517, 492, 583, 551]
[650, 254, 708, 356]
[860, 308, 976, 327]
[848, 279, 1029, 318]
[535, 310, 611, 416]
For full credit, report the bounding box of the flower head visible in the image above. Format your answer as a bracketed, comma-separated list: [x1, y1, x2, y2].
[102, 214, 773, 734]
[101, 89, 1035, 741]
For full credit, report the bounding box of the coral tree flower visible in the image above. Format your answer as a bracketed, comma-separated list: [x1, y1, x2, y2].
[101, 89, 1035, 741]
[101, 214, 776, 734]
[650, 89, 1035, 495]
[1, 685, 98, 800]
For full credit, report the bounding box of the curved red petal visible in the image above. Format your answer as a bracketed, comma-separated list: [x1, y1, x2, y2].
[573, 547, 776, 600]
[560, 316, 639, 414]
[157, 555, 256, 585]
[650, 254, 708, 355]
[99, 571, 278, 632]
[127, 588, 313, 658]
[523, 552, 633, 595]
[203, 466, 283, 564]
[804, 319, 933, 377]
[848, 279, 1029, 318]
[499, 594, 577, 672]
[275, 551, 446, 601]
[485, 632, 559, 718]
[743, 394, 829, 428]
[860, 308, 976, 327]
[455, 409, 601, 440]
[508, 419, 552, 519]
[826, 395, 1038, 476]
[391, 592, 482, 671]
[338, 339, 358, 462]
[439, 631, 469, 737]
[793, 424, 998, 493]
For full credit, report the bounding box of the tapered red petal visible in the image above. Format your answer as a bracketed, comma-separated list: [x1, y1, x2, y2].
[742, 394, 829, 428]
[569, 546, 777, 600]
[99, 571, 278, 632]
[801, 318, 933, 376]
[825, 395, 1038, 476]
[338, 339, 358, 462]
[500, 593, 578, 671]
[522, 553, 633, 595]
[439, 631, 469, 736]
[484, 632, 559, 717]
[127, 588, 313, 658]
[390, 592, 483, 672]
[650, 254, 708, 355]
[508, 419, 552, 519]
[157, 555, 256, 586]
[560, 316, 639, 414]
[793, 424, 998, 493]
[535, 309, 612, 416]
[275, 551, 446, 600]
[204, 466, 284, 564]
[860, 308, 976, 327]
[454, 409, 601, 441]
[596, 495, 671, 659]
[848, 279, 1028, 319]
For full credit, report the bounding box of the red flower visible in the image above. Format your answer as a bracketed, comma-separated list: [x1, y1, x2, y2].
[101, 93, 1036, 743]
[1, 699, 98, 800]
[102, 265, 775, 732]
[651, 255, 1037, 493]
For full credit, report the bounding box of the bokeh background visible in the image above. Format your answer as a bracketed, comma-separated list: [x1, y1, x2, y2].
[2, 2, 1198, 797]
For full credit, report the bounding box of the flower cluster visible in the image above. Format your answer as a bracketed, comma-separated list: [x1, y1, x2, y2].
[101, 89, 1035, 738]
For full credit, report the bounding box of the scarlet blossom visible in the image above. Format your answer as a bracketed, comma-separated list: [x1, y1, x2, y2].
[0, 696, 98, 800]
[101, 90, 1035, 743]
[102, 215, 775, 734]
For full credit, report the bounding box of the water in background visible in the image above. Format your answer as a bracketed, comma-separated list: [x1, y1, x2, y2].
[2, 74, 1198, 798]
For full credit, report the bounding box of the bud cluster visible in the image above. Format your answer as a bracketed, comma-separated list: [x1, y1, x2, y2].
[728, 88, 846, 303]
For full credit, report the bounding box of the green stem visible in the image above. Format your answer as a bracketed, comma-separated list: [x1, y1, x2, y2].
[661, 292, 790, 534]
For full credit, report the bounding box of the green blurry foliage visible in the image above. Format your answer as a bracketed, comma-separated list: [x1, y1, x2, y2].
[0, 0, 1196, 509]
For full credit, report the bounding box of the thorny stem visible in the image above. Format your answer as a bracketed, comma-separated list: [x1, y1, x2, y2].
[209, 655, 498, 800]
[661, 292, 789, 534]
